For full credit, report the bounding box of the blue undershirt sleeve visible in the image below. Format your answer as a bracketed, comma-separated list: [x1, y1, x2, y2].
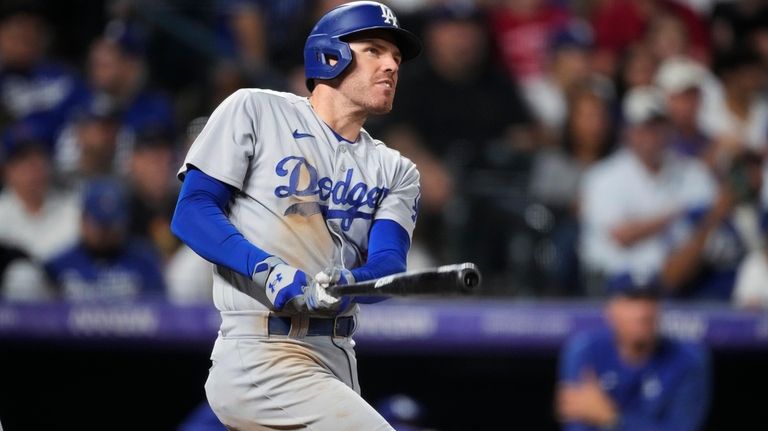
[171, 167, 271, 279]
[350, 219, 410, 304]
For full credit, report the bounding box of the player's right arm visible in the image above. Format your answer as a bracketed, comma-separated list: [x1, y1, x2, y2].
[171, 167, 307, 311]
[170, 90, 308, 311]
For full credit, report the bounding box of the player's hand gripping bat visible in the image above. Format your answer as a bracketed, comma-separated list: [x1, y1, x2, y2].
[326, 263, 481, 298]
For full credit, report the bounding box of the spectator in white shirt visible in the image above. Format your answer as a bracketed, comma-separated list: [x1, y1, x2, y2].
[699, 47, 767, 155]
[0, 140, 79, 260]
[0, 139, 79, 300]
[579, 86, 716, 294]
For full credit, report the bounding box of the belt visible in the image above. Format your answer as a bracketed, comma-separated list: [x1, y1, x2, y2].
[267, 315, 356, 337]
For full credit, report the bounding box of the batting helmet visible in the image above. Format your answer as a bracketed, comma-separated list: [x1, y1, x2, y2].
[304, 1, 421, 90]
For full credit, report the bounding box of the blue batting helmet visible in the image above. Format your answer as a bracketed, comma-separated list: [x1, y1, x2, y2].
[304, 1, 421, 90]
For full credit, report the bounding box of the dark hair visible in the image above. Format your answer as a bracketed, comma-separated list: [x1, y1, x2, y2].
[713, 46, 761, 78]
[3, 139, 48, 163]
[561, 83, 616, 160]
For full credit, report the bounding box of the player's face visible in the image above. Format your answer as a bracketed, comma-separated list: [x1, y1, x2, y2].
[340, 35, 402, 114]
[607, 297, 659, 352]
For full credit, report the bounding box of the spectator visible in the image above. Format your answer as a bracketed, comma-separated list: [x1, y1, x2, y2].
[126, 128, 180, 261]
[644, 13, 691, 64]
[522, 19, 600, 137]
[734, 212, 768, 310]
[379, 3, 532, 273]
[55, 26, 175, 176]
[530, 84, 616, 213]
[667, 148, 762, 301]
[214, 1, 285, 90]
[710, 0, 768, 59]
[0, 244, 51, 302]
[557, 273, 711, 431]
[44, 179, 165, 301]
[0, 139, 79, 260]
[0, 3, 89, 147]
[590, 0, 709, 77]
[579, 86, 715, 293]
[617, 44, 657, 95]
[165, 118, 214, 305]
[654, 56, 715, 165]
[529, 83, 615, 294]
[699, 47, 768, 156]
[55, 98, 122, 183]
[488, 0, 572, 84]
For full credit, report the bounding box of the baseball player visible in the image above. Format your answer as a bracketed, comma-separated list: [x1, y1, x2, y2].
[170, 2, 421, 430]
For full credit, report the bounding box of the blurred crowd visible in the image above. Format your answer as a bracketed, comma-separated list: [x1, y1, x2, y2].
[1, 0, 768, 307]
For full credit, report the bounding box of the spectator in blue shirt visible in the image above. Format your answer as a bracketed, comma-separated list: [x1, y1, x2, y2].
[0, 4, 89, 148]
[45, 179, 165, 301]
[54, 23, 174, 177]
[556, 273, 711, 431]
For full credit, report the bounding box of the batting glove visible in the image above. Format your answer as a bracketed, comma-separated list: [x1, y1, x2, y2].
[305, 267, 354, 312]
[253, 257, 309, 311]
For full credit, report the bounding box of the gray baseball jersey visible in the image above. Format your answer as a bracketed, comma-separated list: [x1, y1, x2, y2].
[183, 88, 420, 430]
[179, 88, 420, 315]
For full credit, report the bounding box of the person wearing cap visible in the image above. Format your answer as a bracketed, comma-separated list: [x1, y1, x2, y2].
[556, 273, 711, 431]
[54, 97, 122, 183]
[654, 56, 715, 163]
[0, 2, 90, 147]
[579, 86, 716, 293]
[521, 19, 605, 137]
[44, 179, 165, 301]
[53, 25, 174, 177]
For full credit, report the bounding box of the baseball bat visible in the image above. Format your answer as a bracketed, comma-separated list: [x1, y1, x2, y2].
[327, 262, 481, 297]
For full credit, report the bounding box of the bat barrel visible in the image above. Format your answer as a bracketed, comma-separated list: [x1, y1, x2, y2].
[452, 263, 481, 294]
[327, 262, 483, 298]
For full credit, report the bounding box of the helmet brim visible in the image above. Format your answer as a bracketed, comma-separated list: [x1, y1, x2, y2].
[340, 26, 422, 61]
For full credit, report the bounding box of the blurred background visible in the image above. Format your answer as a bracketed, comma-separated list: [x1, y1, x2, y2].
[1, 0, 768, 429]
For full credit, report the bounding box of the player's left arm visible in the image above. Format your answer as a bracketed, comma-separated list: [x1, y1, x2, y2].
[335, 158, 420, 303]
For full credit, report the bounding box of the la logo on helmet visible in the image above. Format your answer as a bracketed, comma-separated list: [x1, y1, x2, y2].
[380, 4, 398, 27]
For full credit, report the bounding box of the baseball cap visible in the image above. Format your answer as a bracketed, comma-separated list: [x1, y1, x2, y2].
[606, 272, 663, 299]
[73, 95, 121, 124]
[550, 20, 593, 52]
[2, 138, 48, 163]
[82, 179, 128, 226]
[424, 2, 482, 25]
[655, 56, 706, 94]
[1, 120, 51, 160]
[104, 20, 146, 58]
[622, 86, 667, 126]
[134, 125, 175, 151]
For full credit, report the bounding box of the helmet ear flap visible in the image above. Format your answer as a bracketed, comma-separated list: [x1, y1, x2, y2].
[304, 36, 353, 90]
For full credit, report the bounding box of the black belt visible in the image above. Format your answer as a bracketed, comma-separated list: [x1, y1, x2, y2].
[267, 316, 356, 337]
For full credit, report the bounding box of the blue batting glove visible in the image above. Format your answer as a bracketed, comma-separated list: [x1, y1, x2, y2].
[264, 263, 309, 311]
